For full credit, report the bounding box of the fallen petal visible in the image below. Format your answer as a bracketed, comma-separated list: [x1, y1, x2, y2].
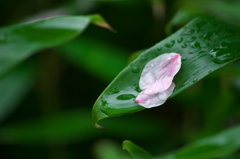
[136, 83, 175, 108]
[136, 53, 181, 108]
[139, 53, 181, 92]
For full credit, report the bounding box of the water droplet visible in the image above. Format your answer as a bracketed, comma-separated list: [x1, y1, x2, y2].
[109, 89, 120, 94]
[203, 32, 213, 40]
[191, 41, 201, 49]
[165, 40, 175, 48]
[181, 43, 187, 48]
[208, 42, 239, 64]
[186, 36, 196, 42]
[101, 100, 108, 107]
[177, 37, 183, 43]
[132, 66, 139, 73]
[135, 86, 142, 92]
[208, 50, 230, 64]
[182, 58, 187, 61]
[202, 43, 210, 48]
[183, 29, 195, 35]
[219, 42, 228, 49]
[192, 79, 198, 83]
[208, 70, 213, 74]
[117, 94, 136, 100]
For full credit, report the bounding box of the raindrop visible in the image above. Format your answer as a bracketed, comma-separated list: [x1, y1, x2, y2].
[183, 29, 195, 35]
[132, 66, 139, 73]
[202, 43, 210, 48]
[191, 41, 201, 49]
[186, 36, 196, 42]
[192, 79, 198, 83]
[182, 58, 187, 61]
[177, 37, 183, 43]
[208, 49, 233, 64]
[165, 40, 175, 48]
[208, 70, 213, 74]
[109, 89, 120, 94]
[181, 43, 187, 48]
[135, 86, 142, 92]
[219, 42, 228, 49]
[117, 94, 136, 100]
[203, 32, 213, 40]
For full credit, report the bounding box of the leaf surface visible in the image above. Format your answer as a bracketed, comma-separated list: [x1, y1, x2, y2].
[123, 140, 154, 159]
[0, 14, 110, 77]
[0, 62, 35, 122]
[158, 125, 240, 159]
[92, 17, 240, 127]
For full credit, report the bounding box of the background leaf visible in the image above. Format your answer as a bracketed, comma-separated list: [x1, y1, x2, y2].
[94, 139, 131, 159]
[0, 14, 109, 77]
[158, 125, 240, 159]
[123, 140, 154, 159]
[92, 16, 240, 127]
[0, 61, 36, 122]
[59, 37, 129, 82]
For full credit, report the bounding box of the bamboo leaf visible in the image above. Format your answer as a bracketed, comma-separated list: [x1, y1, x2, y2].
[92, 17, 240, 128]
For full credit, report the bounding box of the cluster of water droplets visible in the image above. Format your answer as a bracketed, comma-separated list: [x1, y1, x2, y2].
[208, 41, 238, 64]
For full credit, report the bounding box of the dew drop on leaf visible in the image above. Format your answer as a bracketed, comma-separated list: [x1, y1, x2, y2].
[181, 43, 187, 48]
[117, 94, 136, 100]
[132, 66, 139, 73]
[165, 40, 175, 48]
[186, 36, 196, 42]
[177, 37, 183, 43]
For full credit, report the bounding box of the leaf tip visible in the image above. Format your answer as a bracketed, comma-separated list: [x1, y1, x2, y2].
[94, 122, 108, 131]
[90, 14, 116, 33]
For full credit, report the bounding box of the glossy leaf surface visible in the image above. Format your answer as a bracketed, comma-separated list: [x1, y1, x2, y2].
[158, 125, 240, 159]
[92, 17, 240, 127]
[0, 14, 109, 77]
[123, 140, 154, 159]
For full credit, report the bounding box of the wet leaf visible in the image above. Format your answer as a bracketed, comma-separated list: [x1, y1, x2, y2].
[92, 17, 240, 128]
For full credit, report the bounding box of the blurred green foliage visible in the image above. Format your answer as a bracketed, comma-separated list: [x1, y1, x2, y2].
[1, 0, 240, 159]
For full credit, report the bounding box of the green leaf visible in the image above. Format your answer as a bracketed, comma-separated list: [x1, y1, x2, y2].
[183, 0, 240, 29]
[94, 139, 132, 159]
[0, 14, 110, 77]
[158, 125, 240, 159]
[0, 109, 99, 144]
[0, 61, 36, 122]
[166, 9, 197, 35]
[92, 17, 240, 127]
[59, 37, 128, 82]
[123, 140, 154, 159]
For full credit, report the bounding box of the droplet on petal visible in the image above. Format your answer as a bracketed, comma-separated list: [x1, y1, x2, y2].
[136, 53, 181, 108]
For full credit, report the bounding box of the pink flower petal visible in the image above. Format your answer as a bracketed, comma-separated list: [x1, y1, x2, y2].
[136, 53, 181, 108]
[136, 83, 175, 108]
